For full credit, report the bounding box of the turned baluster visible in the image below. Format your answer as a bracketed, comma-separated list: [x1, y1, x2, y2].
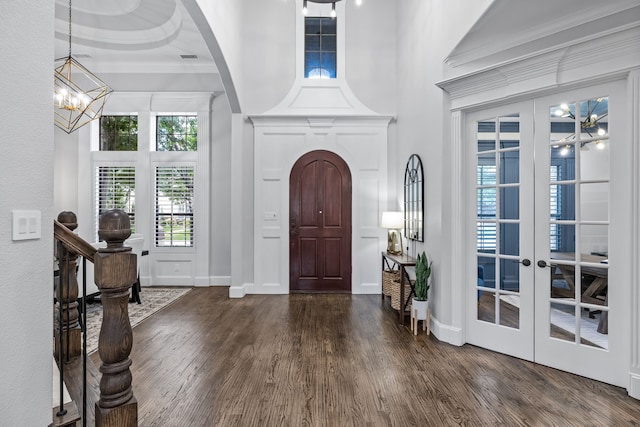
[55, 211, 82, 360]
[94, 209, 138, 427]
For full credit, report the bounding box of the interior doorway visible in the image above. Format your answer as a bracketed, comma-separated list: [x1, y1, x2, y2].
[289, 150, 352, 292]
[466, 81, 629, 387]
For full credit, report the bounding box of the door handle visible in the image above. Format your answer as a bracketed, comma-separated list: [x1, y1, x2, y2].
[537, 260, 551, 268]
[516, 258, 531, 267]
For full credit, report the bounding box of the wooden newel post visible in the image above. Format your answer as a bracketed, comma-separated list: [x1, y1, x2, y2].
[55, 211, 81, 360]
[94, 209, 138, 427]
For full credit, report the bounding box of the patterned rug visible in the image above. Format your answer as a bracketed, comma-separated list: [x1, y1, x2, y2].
[83, 287, 192, 354]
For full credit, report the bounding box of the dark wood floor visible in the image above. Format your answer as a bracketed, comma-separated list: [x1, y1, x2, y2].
[70, 287, 640, 426]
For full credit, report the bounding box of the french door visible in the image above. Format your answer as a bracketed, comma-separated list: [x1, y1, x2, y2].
[467, 81, 629, 386]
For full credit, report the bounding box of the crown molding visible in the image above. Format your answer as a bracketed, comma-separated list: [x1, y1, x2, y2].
[437, 26, 640, 111]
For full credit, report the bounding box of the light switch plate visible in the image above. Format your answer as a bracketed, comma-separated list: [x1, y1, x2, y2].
[12, 210, 41, 241]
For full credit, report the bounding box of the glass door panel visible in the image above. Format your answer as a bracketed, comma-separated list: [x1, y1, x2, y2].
[547, 96, 609, 351]
[469, 102, 534, 361]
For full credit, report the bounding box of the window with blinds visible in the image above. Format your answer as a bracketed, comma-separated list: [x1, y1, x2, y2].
[155, 166, 194, 247]
[95, 166, 136, 239]
[549, 165, 561, 251]
[477, 164, 497, 251]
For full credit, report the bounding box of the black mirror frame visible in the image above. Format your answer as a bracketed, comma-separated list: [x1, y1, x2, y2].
[404, 154, 424, 242]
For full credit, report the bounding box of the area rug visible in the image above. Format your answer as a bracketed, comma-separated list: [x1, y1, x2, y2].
[83, 287, 192, 354]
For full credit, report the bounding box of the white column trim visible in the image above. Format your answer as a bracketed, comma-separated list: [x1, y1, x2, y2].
[194, 98, 213, 286]
[448, 110, 465, 346]
[629, 69, 640, 399]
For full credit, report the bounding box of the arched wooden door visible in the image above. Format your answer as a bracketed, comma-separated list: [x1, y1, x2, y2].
[289, 150, 352, 292]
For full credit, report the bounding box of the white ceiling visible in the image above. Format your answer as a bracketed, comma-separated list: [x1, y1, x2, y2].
[54, 0, 221, 92]
[446, 0, 640, 70]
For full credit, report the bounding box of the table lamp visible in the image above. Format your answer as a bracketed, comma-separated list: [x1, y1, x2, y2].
[381, 211, 403, 255]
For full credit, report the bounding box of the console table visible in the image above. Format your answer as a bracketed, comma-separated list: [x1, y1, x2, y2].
[381, 252, 416, 324]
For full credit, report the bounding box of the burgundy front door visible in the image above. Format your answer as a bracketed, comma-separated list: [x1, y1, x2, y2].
[289, 150, 352, 292]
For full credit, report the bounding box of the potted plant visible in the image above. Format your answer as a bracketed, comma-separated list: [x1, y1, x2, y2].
[412, 251, 431, 334]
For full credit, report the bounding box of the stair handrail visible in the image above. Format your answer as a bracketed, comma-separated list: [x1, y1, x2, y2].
[54, 219, 97, 263]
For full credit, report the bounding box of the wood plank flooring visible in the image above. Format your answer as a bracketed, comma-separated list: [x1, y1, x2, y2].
[77, 287, 640, 426]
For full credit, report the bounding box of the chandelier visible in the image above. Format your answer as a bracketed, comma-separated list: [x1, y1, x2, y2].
[552, 97, 608, 155]
[303, 0, 362, 17]
[54, 0, 112, 134]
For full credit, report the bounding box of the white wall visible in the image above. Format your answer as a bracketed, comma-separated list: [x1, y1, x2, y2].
[210, 94, 233, 283]
[395, 1, 492, 336]
[249, 117, 390, 296]
[0, 2, 54, 425]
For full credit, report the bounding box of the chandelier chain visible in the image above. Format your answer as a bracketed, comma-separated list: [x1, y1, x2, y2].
[68, 0, 72, 58]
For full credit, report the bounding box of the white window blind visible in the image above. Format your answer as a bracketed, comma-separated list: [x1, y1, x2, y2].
[549, 165, 561, 251]
[95, 166, 136, 240]
[155, 166, 194, 247]
[477, 164, 497, 251]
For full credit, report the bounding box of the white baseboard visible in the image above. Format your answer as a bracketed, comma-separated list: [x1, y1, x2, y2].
[209, 275, 231, 286]
[629, 372, 640, 400]
[194, 276, 210, 287]
[430, 316, 464, 346]
[229, 283, 253, 298]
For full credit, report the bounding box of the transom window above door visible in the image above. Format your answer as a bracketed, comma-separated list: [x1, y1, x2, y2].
[304, 17, 337, 79]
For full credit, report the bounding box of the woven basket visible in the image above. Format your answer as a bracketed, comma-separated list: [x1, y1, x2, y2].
[382, 269, 400, 296]
[390, 279, 413, 311]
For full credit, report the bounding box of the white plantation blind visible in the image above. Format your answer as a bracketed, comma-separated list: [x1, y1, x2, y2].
[95, 166, 136, 240]
[549, 165, 560, 251]
[477, 164, 497, 251]
[155, 166, 195, 247]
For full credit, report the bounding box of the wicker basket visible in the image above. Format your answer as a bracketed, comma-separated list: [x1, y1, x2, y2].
[390, 279, 413, 311]
[382, 269, 400, 296]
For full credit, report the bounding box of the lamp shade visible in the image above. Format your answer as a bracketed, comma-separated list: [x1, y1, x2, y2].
[381, 211, 403, 229]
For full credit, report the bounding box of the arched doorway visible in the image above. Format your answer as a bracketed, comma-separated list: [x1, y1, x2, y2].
[289, 150, 352, 292]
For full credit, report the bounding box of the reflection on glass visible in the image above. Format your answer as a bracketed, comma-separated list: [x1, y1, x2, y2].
[550, 302, 577, 343]
[500, 151, 519, 184]
[550, 145, 576, 181]
[550, 224, 576, 254]
[478, 140, 495, 152]
[550, 264, 575, 300]
[550, 102, 577, 145]
[478, 154, 496, 183]
[550, 184, 575, 221]
[499, 223, 519, 256]
[500, 260, 520, 292]
[477, 222, 496, 254]
[500, 187, 519, 220]
[580, 224, 608, 258]
[581, 313, 608, 350]
[580, 182, 609, 222]
[477, 256, 494, 289]
[499, 294, 520, 329]
[579, 97, 608, 141]
[478, 290, 496, 324]
[581, 141, 610, 181]
[477, 188, 496, 219]
[478, 119, 496, 152]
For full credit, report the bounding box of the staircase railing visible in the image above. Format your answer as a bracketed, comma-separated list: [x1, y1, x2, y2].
[53, 210, 138, 427]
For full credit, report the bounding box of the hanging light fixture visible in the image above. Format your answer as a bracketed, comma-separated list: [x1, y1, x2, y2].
[302, 0, 362, 16]
[54, 0, 112, 134]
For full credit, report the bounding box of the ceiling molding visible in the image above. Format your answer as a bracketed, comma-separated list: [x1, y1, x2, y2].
[437, 27, 640, 111]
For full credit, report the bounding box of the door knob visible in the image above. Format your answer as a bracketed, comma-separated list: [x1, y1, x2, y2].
[517, 259, 531, 266]
[537, 260, 551, 268]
